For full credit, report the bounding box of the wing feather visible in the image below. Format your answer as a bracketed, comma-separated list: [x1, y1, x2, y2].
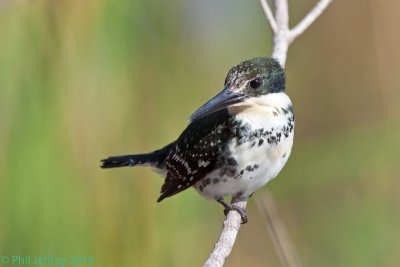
[157, 109, 236, 201]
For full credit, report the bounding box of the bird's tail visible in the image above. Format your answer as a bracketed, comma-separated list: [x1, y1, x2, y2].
[101, 154, 154, 168]
[100, 143, 174, 169]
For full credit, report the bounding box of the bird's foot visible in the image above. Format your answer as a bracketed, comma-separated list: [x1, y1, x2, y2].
[216, 197, 248, 224]
[224, 205, 248, 224]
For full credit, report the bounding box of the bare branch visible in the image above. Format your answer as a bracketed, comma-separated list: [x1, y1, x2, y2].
[204, 0, 332, 265]
[259, 0, 278, 33]
[267, 0, 332, 67]
[271, 0, 290, 67]
[272, 31, 290, 67]
[290, 0, 333, 40]
[203, 198, 247, 267]
[274, 0, 289, 31]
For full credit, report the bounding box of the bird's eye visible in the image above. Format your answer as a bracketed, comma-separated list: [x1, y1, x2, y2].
[249, 78, 262, 89]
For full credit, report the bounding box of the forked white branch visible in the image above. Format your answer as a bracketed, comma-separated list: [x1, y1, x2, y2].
[204, 0, 332, 266]
[261, 0, 333, 67]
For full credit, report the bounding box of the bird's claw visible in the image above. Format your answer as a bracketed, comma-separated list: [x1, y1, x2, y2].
[217, 197, 248, 224]
[223, 205, 248, 224]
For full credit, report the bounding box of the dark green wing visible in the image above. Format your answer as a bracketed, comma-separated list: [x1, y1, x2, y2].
[157, 109, 237, 202]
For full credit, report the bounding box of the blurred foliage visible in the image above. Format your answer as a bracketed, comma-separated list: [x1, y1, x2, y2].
[0, 0, 399, 266]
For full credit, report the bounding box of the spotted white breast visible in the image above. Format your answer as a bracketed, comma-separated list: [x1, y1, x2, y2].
[195, 92, 294, 199]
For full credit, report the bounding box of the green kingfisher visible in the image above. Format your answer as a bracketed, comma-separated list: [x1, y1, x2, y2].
[101, 57, 294, 223]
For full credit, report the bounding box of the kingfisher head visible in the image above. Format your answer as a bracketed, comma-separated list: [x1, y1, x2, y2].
[189, 57, 285, 122]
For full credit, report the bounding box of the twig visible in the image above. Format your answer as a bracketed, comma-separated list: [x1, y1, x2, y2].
[256, 193, 302, 267]
[204, 0, 332, 266]
[264, 0, 333, 67]
[290, 0, 333, 41]
[259, 0, 278, 33]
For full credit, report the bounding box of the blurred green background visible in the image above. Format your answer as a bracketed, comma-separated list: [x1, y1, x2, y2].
[0, 0, 399, 266]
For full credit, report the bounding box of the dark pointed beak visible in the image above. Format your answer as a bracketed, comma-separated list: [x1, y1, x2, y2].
[189, 86, 244, 122]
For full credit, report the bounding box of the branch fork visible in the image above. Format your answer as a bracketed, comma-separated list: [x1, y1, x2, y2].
[204, 0, 332, 266]
[261, 0, 333, 67]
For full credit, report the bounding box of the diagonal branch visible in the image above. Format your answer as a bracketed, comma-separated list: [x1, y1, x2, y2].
[268, 0, 333, 67]
[204, 198, 248, 267]
[204, 0, 333, 266]
[289, 0, 333, 40]
[259, 0, 278, 33]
